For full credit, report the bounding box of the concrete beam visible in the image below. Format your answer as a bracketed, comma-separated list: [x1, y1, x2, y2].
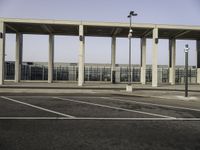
[157, 24, 200, 31]
[142, 29, 152, 37]
[169, 39, 176, 85]
[197, 40, 200, 84]
[41, 24, 54, 34]
[3, 17, 200, 30]
[6, 24, 19, 33]
[173, 30, 190, 38]
[48, 34, 54, 83]
[78, 25, 85, 86]
[0, 22, 5, 85]
[111, 28, 122, 37]
[15, 33, 23, 83]
[152, 27, 158, 87]
[111, 36, 116, 83]
[140, 37, 146, 84]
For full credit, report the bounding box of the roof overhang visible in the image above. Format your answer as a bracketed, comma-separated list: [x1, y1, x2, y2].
[1, 18, 200, 40]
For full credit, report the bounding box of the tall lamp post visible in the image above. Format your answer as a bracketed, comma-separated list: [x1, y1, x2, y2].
[126, 11, 137, 92]
[184, 44, 189, 97]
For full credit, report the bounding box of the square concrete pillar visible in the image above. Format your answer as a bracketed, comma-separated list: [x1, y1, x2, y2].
[48, 34, 54, 83]
[0, 22, 5, 85]
[152, 27, 158, 87]
[15, 33, 23, 83]
[169, 39, 176, 85]
[197, 40, 200, 84]
[126, 84, 133, 92]
[78, 25, 85, 86]
[140, 37, 146, 84]
[197, 68, 200, 84]
[111, 36, 116, 83]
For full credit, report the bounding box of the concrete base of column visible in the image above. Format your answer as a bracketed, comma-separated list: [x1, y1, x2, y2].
[78, 81, 83, 86]
[111, 70, 116, 84]
[152, 84, 158, 87]
[15, 65, 21, 83]
[152, 68, 158, 87]
[197, 68, 200, 84]
[78, 64, 84, 86]
[140, 67, 146, 85]
[169, 68, 172, 84]
[126, 84, 132, 92]
[48, 80, 53, 83]
[169, 67, 175, 85]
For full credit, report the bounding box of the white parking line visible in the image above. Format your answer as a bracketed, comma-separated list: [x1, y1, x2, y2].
[100, 97, 200, 112]
[1, 96, 75, 118]
[0, 117, 199, 121]
[53, 97, 175, 118]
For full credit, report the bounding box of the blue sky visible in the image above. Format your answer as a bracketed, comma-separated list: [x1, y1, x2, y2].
[0, 0, 200, 65]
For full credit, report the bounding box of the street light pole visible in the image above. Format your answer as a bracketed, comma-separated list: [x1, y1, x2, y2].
[127, 11, 137, 86]
[128, 17, 132, 85]
[184, 44, 189, 97]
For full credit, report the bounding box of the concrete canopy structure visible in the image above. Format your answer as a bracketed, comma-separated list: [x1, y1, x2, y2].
[1, 18, 200, 86]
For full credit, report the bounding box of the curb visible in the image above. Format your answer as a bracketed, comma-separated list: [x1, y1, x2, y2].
[0, 86, 200, 92]
[111, 91, 199, 101]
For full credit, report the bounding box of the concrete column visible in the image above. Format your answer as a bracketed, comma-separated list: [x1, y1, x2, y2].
[111, 36, 116, 83]
[197, 40, 200, 84]
[152, 27, 158, 87]
[140, 37, 146, 84]
[169, 39, 176, 85]
[48, 34, 54, 83]
[15, 33, 23, 83]
[0, 22, 5, 85]
[78, 25, 85, 86]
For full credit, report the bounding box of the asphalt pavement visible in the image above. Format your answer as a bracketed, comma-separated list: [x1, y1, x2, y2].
[0, 82, 200, 150]
[0, 95, 200, 150]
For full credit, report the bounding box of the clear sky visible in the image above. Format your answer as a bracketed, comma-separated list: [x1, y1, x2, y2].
[0, 0, 200, 65]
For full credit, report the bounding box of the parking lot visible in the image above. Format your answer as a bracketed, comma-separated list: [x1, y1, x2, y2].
[0, 94, 200, 150]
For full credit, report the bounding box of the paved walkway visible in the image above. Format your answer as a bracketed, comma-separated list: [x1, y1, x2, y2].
[0, 81, 200, 101]
[1, 81, 200, 90]
[116, 90, 200, 102]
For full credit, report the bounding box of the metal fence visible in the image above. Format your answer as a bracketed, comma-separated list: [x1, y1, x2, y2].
[21, 65, 48, 80]
[53, 66, 78, 81]
[84, 66, 111, 82]
[175, 67, 197, 84]
[4, 62, 198, 84]
[119, 67, 141, 82]
[5, 62, 15, 80]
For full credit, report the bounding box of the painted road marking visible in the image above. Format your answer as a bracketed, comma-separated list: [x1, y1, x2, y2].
[0, 117, 199, 121]
[1, 96, 75, 118]
[53, 97, 175, 118]
[100, 97, 200, 112]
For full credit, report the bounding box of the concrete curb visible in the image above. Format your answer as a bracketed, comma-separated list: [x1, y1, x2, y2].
[0, 87, 199, 101]
[111, 91, 200, 102]
[0, 86, 200, 92]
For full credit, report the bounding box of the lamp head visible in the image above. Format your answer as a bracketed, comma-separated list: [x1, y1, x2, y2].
[184, 44, 189, 53]
[130, 11, 134, 16]
[129, 11, 138, 17]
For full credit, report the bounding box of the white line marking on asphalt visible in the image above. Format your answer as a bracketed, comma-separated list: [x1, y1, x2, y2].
[101, 97, 200, 112]
[53, 97, 175, 118]
[1, 96, 75, 118]
[0, 117, 199, 121]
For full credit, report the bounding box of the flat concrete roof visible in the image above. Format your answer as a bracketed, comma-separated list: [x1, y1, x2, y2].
[1, 18, 200, 39]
